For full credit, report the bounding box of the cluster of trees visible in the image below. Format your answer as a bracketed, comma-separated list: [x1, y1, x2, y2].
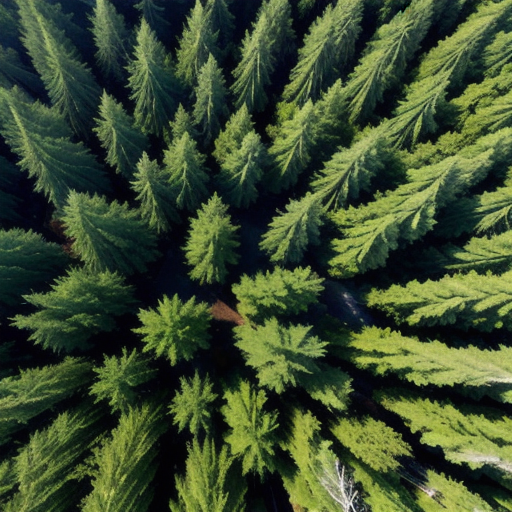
[1, 0, 512, 511]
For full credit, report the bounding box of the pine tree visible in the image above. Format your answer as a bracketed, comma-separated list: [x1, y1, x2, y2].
[217, 131, 266, 208]
[163, 132, 209, 212]
[175, 0, 219, 87]
[192, 54, 228, 143]
[131, 152, 179, 233]
[126, 18, 179, 136]
[0, 358, 92, 446]
[134, 0, 167, 34]
[282, 0, 363, 106]
[346, 326, 512, 403]
[232, 266, 324, 322]
[234, 317, 328, 394]
[169, 371, 217, 436]
[16, 0, 101, 135]
[169, 437, 246, 512]
[183, 193, 240, 285]
[367, 269, 512, 332]
[0, 87, 109, 208]
[62, 191, 159, 275]
[205, 0, 234, 50]
[89, 0, 130, 80]
[133, 294, 211, 365]
[260, 192, 324, 264]
[90, 348, 157, 414]
[168, 103, 198, 142]
[12, 268, 136, 353]
[81, 403, 166, 512]
[93, 91, 149, 179]
[0, 45, 42, 94]
[0, 228, 68, 306]
[259, 0, 295, 57]
[221, 380, 279, 476]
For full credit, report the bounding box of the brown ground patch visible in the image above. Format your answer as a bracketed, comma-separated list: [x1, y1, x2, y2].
[210, 299, 245, 325]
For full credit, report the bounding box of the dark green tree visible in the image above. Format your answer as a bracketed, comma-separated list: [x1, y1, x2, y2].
[0, 45, 42, 94]
[12, 268, 136, 353]
[205, 0, 234, 50]
[62, 191, 159, 275]
[134, 0, 167, 34]
[133, 294, 211, 365]
[0, 157, 21, 224]
[183, 193, 240, 284]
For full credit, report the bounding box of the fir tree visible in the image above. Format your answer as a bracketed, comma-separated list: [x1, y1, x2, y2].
[134, 0, 167, 34]
[260, 192, 324, 265]
[126, 18, 179, 136]
[221, 380, 279, 476]
[0, 45, 42, 94]
[12, 268, 136, 353]
[163, 132, 209, 212]
[168, 103, 198, 142]
[232, 266, 324, 322]
[169, 371, 217, 436]
[89, 0, 130, 80]
[93, 91, 149, 179]
[217, 131, 266, 208]
[192, 54, 228, 143]
[62, 191, 159, 275]
[183, 193, 240, 285]
[131, 152, 179, 233]
[483, 30, 512, 78]
[133, 294, 211, 365]
[205, 0, 234, 50]
[259, 0, 294, 58]
[0, 228, 68, 306]
[81, 403, 166, 512]
[169, 437, 246, 512]
[90, 348, 157, 414]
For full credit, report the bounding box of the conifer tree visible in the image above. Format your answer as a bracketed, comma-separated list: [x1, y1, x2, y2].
[126, 19, 179, 136]
[131, 152, 179, 233]
[232, 266, 324, 322]
[0, 157, 20, 224]
[0, 87, 109, 208]
[192, 54, 228, 143]
[93, 91, 149, 179]
[221, 380, 279, 476]
[169, 371, 217, 436]
[260, 193, 324, 264]
[163, 132, 209, 212]
[12, 268, 136, 353]
[183, 193, 240, 285]
[205, 0, 234, 50]
[133, 294, 211, 365]
[217, 131, 266, 208]
[169, 437, 246, 512]
[89, 0, 130, 80]
[0, 358, 92, 446]
[259, 0, 294, 57]
[168, 103, 198, 142]
[282, 0, 363, 106]
[0, 228, 68, 306]
[62, 191, 159, 275]
[483, 30, 512, 78]
[90, 348, 157, 414]
[0, 45, 42, 94]
[134, 0, 167, 34]
[81, 403, 166, 512]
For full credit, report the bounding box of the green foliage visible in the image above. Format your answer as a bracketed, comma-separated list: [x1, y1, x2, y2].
[205, 0, 234, 49]
[131, 152, 179, 233]
[232, 266, 324, 322]
[260, 192, 324, 264]
[133, 294, 211, 365]
[234, 318, 328, 393]
[169, 437, 246, 512]
[62, 191, 159, 275]
[0, 228, 68, 306]
[12, 267, 136, 352]
[169, 371, 217, 436]
[0, 156, 20, 224]
[0, 45, 41, 93]
[183, 193, 240, 284]
[168, 103, 198, 142]
[163, 132, 209, 212]
[221, 380, 279, 476]
[93, 91, 148, 179]
[90, 348, 156, 413]
[484, 30, 512, 78]
[127, 19, 179, 136]
[81, 403, 165, 512]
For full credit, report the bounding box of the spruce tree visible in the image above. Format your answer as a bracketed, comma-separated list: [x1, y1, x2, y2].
[62, 191, 159, 275]
[126, 19, 179, 136]
[12, 268, 136, 353]
[205, 0, 234, 50]
[221, 380, 279, 476]
[183, 193, 240, 285]
[131, 152, 179, 233]
[133, 294, 211, 365]
[260, 193, 324, 265]
[93, 91, 149, 179]
[168, 103, 198, 142]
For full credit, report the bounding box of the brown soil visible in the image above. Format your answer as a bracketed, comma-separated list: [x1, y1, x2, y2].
[210, 299, 245, 325]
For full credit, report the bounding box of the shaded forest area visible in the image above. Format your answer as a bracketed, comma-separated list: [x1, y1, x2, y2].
[2, 0, 512, 511]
